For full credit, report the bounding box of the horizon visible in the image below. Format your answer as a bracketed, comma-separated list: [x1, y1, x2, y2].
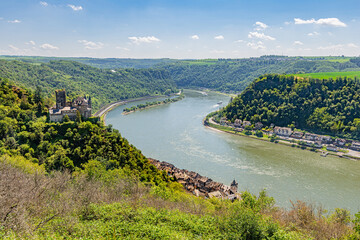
[1, 0, 360, 58]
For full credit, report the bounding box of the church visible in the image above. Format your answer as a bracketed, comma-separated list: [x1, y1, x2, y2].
[49, 90, 92, 122]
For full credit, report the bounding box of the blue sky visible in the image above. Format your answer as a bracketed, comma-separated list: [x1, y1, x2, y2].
[1, 0, 360, 58]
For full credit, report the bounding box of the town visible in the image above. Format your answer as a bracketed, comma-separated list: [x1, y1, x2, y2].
[214, 117, 360, 157]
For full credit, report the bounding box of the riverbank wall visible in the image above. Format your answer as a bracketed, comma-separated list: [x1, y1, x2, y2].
[148, 158, 240, 200]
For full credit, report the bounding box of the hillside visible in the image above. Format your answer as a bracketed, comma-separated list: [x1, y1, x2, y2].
[1, 82, 359, 239]
[0, 60, 177, 111]
[2, 56, 360, 95]
[160, 57, 360, 93]
[221, 74, 360, 140]
[0, 80, 169, 183]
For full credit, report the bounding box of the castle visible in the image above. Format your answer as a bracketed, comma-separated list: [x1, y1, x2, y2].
[49, 90, 92, 122]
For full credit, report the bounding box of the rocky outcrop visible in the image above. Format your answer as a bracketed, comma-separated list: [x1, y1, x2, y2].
[149, 158, 241, 200]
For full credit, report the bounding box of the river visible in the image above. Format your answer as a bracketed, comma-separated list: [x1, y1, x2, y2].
[106, 90, 360, 213]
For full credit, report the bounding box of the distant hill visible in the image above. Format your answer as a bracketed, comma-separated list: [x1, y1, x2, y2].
[0, 55, 177, 69]
[0, 60, 178, 111]
[221, 74, 360, 140]
[159, 57, 360, 93]
[1, 55, 360, 98]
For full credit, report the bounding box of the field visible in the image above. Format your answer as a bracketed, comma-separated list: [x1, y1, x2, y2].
[292, 71, 360, 80]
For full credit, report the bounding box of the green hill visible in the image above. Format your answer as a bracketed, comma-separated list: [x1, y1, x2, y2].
[1, 76, 359, 239]
[221, 74, 360, 140]
[159, 57, 360, 93]
[0, 60, 177, 111]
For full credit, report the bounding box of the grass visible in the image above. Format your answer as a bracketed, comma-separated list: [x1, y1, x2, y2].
[291, 71, 360, 80]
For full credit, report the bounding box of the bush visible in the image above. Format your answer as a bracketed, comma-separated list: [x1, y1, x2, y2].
[255, 130, 263, 138]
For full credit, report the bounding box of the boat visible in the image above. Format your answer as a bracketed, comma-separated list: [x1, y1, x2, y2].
[320, 152, 328, 157]
[217, 101, 223, 104]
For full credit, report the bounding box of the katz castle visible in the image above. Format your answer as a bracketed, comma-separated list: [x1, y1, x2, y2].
[49, 90, 92, 122]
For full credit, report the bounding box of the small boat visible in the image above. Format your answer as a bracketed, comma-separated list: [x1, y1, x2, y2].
[217, 101, 223, 105]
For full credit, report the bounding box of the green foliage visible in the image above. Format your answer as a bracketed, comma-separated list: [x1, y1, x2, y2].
[159, 56, 360, 93]
[0, 60, 178, 111]
[222, 74, 360, 139]
[0, 81, 170, 185]
[123, 94, 184, 113]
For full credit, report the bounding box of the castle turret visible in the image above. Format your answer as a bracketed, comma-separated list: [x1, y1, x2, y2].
[55, 90, 66, 109]
[88, 96, 92, 108]
[230, 179, 238, 194]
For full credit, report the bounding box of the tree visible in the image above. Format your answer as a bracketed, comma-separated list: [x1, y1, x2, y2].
[63, 115, 70, 122]
[76, 110, 82, 123]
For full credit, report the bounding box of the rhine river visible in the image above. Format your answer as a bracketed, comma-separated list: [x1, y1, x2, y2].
[106, 90, 360, 213]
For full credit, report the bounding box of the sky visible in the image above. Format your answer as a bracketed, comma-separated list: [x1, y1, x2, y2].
[1, 0, 360, 59]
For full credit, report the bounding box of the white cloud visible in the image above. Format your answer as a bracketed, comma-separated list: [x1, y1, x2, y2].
[128, 36, 160, 44]
[255, 21, 268, 30]
[190, 35, 199, 40]
[317, 43, 358, 50]
[248, 32, 275, 41]
[294, 18, 346, 27]
[68, 4, 83, 11]
[78, 40, 104, 49]
[40, 43, 59, 50]
[9, 45, 19, 51]
[116, 47, 130, 51]
[284, 21, 291, 25]
[214, 35, 224, 40]
[8, 19, 21, 23]
[234, 40, 245, 43]
[40, 1, 48, 7]
[247, 41, 266, 50]
[210, 50, 225, 54]
[307, 31, 320, 36]
[318, 44, 344, 50]
[347, 43, 359, 48]
[293, 41, 304, 46]
[26, 41, 36, 45]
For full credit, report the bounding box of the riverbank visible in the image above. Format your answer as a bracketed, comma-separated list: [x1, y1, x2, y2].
[94, 92, 183, 122]
[122, 93, 184, 115]
[204, 117, 360, 161]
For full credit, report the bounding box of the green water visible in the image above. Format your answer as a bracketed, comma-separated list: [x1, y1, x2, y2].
[106, 90, 360, 213]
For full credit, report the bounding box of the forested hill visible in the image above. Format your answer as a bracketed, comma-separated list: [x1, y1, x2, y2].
[160, 57, 360, 92]
[0, 60, 177, 111]
[221, 74, 360, 140]
[2, 56, 360, 94]
[0, 80, 169, 184]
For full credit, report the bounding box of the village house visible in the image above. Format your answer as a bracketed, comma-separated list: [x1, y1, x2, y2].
[234, 119, 242, 128]
[242, 121, 251, 127]
[314, 140, 323, 148]
[49, 90, 92, 122]
[304, 133, 317, 141]
[255, 122, 263, 130]
[327, 145, 338, 152]
[335, 138, 346, 147]
[351, 141, 360, 151]
[274, 126, 292, 137]
[220, 117, 228, 125]
[320, 135, 332, 144]
[291, 131, 304, 139]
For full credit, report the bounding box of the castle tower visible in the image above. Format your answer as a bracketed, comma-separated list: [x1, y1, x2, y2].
[230, 179, 238, 194]
[55, 90, 66, 109]
[88, 96, 92, 108]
